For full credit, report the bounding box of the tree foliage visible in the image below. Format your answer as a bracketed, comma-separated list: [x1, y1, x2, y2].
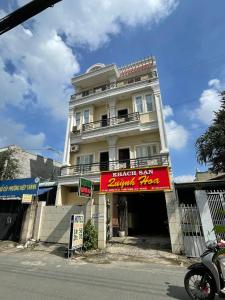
[196, 92, 225, 173]
[0, 148, 20, 180]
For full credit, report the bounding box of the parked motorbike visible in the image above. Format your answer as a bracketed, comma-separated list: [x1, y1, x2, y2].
[184, 240, 225, 300]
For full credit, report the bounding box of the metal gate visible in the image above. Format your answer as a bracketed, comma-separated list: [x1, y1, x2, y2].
[207, 190, 225, 239]
[180, 204, 205, 257]
[0, 200, 27, 242]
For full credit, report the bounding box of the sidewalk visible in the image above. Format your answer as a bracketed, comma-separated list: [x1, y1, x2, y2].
[0, 238, 196, 267]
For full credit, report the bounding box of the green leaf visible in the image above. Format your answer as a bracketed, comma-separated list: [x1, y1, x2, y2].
[213, 224, 225, 234]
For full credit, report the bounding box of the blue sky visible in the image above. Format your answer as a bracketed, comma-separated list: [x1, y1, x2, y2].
[0, 0, 225, 182]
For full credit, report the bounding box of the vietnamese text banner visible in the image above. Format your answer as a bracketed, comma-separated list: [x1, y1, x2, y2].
[0, 178, 39, 199]
[100, 167, 171, 193]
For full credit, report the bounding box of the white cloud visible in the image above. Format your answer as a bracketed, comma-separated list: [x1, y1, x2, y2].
[194, 78, 223, 125]
[0, 0, 178, 120]
[165, 120, 189, 150]
[0, 118, 45, 150]
[174, 174, 195, 183]
[163, 105, 174, 119]
[163, 105, 189, 150]
[0, 0, 179, 154]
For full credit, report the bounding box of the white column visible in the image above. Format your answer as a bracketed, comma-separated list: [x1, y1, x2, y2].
[55, 184, 62, 206]
[153, 85, 168, 154]
[195, 190, 216, 241]
[165, 190, 184, 254]
[107, 136, 117, 170]
[63, 110, 73, 165]
[98, 193, 107, 249]
[108, 98, 116, 126]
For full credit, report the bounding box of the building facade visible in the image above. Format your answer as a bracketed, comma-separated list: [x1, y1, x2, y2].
[0, 145, 62, 242]
[0, 145, 62, 180]
[56, 57, 183, 253]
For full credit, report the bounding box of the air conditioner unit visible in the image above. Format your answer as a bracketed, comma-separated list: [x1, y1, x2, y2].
[70, 144, 80, 153]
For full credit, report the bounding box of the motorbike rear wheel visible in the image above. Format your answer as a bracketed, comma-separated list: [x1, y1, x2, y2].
[184, 269, 216, 300]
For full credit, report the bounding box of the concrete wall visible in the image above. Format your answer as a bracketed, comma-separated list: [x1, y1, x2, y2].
[33, 201, 104, 248]
[59, 186, 99, 206]
[70, 141, 108, 165]
[165, 191, 184, 254]
[116, 98, 133, 113]
[140, 112, 157, 123]
[37, 205, 86, 244]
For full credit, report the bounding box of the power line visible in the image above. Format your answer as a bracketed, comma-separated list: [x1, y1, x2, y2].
[0, 0, 62, 35]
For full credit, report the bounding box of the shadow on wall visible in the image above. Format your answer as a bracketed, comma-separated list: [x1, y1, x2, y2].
[30, 156, 61, 180]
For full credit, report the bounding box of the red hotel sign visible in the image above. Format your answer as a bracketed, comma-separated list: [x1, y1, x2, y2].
[100, 166, 171, 193]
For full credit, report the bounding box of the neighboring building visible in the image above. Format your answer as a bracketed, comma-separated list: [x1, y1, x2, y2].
[56, 57, 183, 253]
[0, 145, 62, 180]
[0, 146, 62, 243]
[195, 170, 225, 181]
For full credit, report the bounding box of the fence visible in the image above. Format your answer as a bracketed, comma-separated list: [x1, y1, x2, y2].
[180, 204, 205, 257]
[207, 190, 225, 239]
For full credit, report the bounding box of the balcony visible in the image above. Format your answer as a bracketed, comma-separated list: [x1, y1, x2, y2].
[70, 74, 158, 107]
[70, 112, 141, 142]
[60, 155, 169, 177]
[82, 112, 140, 132]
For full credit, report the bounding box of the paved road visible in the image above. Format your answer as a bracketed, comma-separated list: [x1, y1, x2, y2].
[0, 251, 221, 300]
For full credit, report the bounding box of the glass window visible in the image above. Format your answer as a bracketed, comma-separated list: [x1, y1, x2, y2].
[75, 112, 81, 129]
[136, 145, 157, 158]
[136, 146, 148, 158]
[152, 145, 157, 155]
[83, 109, 89, 124]
[146, 94, 153, 112]
[135, 96, 143, 113]
[77, 155, 93, 172]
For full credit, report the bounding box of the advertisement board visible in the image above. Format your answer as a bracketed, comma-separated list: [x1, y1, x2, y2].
[69, 214, 84, 251]
[78, 177, 92, 198]
[0, 177, 40, 199]
[100, 166, 171, 193]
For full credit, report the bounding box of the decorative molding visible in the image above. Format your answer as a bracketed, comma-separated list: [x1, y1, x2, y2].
[70, 79, 159, 108]
[71, 64, 119, 85]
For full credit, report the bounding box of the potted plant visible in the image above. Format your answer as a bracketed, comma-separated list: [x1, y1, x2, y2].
[118, 196, 127, 237]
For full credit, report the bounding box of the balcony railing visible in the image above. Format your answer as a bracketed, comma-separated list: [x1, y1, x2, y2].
[70, 73, 158, 103]
[61, 155, 169, 176]
[81, 112, 140, 132]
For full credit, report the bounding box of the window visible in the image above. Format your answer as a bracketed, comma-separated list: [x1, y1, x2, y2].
[75, 112, 81, 129]
[83, 109, 90, 124]
[134, 94, 154, 113]
[77, 154, 93, 172]
[135, 96, 143, 113]
[136, 144, 159, 167]
[136, 145, 151, 158]
[146, 94, 153, 112]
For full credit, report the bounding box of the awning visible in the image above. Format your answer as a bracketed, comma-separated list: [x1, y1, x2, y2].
[37, 187, 54, 196]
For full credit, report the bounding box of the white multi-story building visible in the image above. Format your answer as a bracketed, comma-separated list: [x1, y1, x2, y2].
[56, 57, 183, 253]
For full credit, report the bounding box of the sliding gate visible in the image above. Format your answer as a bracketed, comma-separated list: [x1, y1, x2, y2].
[207, 190, 225, 239]
[180, 204, 205, 257]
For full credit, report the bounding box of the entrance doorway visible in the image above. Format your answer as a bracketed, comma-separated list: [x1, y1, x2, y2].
[101, 114, 108, 127]
[100, 151, 109, 171]
[118, 148, 130, 168]
[112, 192, 169, 239]
[0, 200, 27, 242]
[118, 109, 128, 118]
[127, 192, 169, 236]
